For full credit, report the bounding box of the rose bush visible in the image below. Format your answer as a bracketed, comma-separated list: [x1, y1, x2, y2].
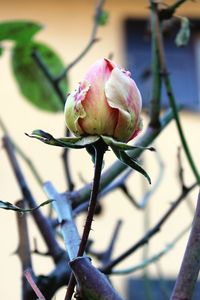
[64, 58, 142, 142]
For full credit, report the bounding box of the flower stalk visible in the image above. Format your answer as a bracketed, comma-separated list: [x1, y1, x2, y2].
[65, 139, 107, 300]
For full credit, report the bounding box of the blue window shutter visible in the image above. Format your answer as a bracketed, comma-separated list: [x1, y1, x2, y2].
[124, 19, 200, 111]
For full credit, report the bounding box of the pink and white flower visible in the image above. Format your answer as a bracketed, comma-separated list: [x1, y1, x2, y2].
[64, 58, 142, 142]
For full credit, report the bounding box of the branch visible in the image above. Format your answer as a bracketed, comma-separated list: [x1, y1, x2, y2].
[16, 200, 34, 299]
[0, 116, 43, 187]
[112, 223, 191, 275]
[170, 190, 200, 299]
[24, 270, 46, 300]
[3, 135, 63, 263]
[101, 183, 197, 274]
[32, 51, 65, 105]
[55, 0, 106, 80]
[159, 0, 189, 20]
[43, 181, 80, 260]
[90, 220, 123, 265]
[61, 128, 75, 191]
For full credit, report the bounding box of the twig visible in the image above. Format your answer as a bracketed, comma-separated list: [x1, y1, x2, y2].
[61, 128, 75, 191]
[24, 269, 46, 300]
[0, 116, 43, 187]
[177, 146, 187, 191]
[65, 139, 107, 300]
[90, 220, 122, 264]
[101, 182, 197, 274]
[32, 53, 75, 191]
[16, 200, 33, 299]
[170, 190, 200, 299]
[16, 200, 32, 271]
[3, 135, 63, 263]
[159, 0, 189, 20]
[112, 223, 191, 275]
[32, 51, 65, 105]
[55, 0, 106, 80]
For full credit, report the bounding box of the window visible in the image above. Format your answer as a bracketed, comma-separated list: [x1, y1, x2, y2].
[124, 19, 200, 111]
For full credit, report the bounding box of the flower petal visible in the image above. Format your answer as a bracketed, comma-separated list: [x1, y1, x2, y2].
[64, 81, 90, 136]
[105, 67, 142, 141]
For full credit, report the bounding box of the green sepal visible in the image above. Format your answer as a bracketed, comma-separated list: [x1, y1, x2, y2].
[101, 135, 155, 152]
[111, 147, 151, 184]
[26, 130, 100, 149]
[0, 199, 53, 213]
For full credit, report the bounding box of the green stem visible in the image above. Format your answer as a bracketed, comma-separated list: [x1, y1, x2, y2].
[163, 73, 200, 184]
[154, 22, 200, 184]
[149, 0, 162, 128]
[65, 139, 107, 300]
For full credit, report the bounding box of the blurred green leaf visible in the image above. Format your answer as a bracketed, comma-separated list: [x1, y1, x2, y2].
[175, 17, 190, 47]
[98, 10, 109, 26]
[0, 199, 53, 213]
[26, 130, 100, 148]
[0, 46, 3, 56]
[11, 42, 68, 112]
[111, 147, 151, 184]
[0, 20, 43, 43]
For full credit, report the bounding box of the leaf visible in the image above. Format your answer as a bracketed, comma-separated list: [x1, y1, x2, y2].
[26, 130, 100, 149]
[175, 17, 190, 47]
[0, 46, 3, 56]
[101, 135, 155, 152]
[11, 42, 68, 112]
[0, 199, 53, 213]
[98, 10, 109, 26]
[111, 147, 151, 184]
[0, 20, 43, 43]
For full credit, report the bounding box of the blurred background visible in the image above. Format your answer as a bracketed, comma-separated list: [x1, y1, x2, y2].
[0, 0, 200, 299]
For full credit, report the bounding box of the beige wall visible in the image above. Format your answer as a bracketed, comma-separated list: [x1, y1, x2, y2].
[0, 1, 200, 299]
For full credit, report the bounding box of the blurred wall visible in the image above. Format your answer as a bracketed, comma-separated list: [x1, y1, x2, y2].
[0, 0, 200, 299]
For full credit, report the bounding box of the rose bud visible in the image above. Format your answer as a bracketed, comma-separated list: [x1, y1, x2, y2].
[64, 58, 142, 142]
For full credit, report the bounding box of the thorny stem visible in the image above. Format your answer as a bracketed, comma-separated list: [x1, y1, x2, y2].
[65, 139, 107, 300]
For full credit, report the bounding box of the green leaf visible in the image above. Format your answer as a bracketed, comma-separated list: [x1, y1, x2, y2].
[0, 46, 3, 56]
[101, 135, 155, 152]
[11, 42, 68, 112]
[0, 20, 43, 43]
[0, 199, 53, 213]
[111, 147, 151, 184]
[26, 130, 100, 149]
[98, 10, 109, 26]
[175, 17, 190, 47]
